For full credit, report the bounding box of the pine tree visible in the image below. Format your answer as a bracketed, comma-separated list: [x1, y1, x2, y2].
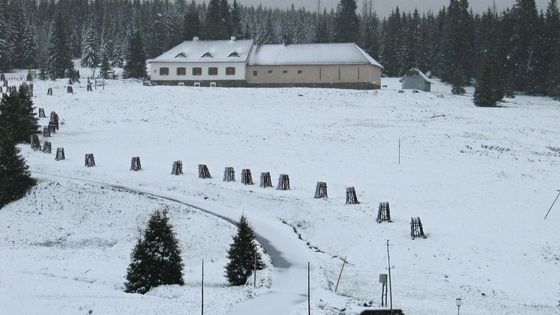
[334, 0, 360, 43]
[230, 0, 242, 38]
[183, 1, 201, 40]
[17, 85, 40, 142]
[381, 8, 403, 76]
[316, 9, 330, 43]
[474, 51, 504, 107]
[206, 0, 229, 40]
[81, 20, 99, 68]
[225, 215, 264, 286]
[544, 0, 560, 99]
[48, 12, 74, 79]
[100, 54, 112, 79]
[510, 0, 539, 92]
[0, 128, 36, 209]
[0, 2, 14, 72]
[123, 31, 146, 79]
[125, 210, 184, 294]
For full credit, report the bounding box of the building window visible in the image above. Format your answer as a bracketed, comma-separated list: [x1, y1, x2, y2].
[283, 70, 288, 74]
[298, 70, 303, 74]
[159, 67, 169, 76]
[201, 52, 213, 58]
[208, 67, 218, 76]
[226, 67, 236, 75]
[192, 67, 202, 76]
[268, 70, 273, 74]
[253, 70, 258, 76]
[177, 67, 186, 76]
[228, 51, 240, 57]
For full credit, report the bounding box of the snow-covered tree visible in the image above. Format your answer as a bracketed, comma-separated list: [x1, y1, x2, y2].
[125, 210, 184, 294]
[474, 51, 504, 107]
[47, 12, 74, 79]
[334, 0, 360, 43]
[225, 215, 264, 286]
[123, 31, 146, 79]
[81, 20, 99, 68]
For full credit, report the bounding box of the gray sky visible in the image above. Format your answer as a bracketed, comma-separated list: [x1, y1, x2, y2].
[227, 0, 551, 16]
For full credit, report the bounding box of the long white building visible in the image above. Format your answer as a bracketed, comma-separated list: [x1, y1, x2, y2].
[148, 37, 383, 89]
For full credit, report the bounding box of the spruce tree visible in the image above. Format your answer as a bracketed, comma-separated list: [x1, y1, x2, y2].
[474, 52, 504, 107]
[544, 0, 560, 99]
[100, 54, 112, 79]
[48, 12, 74, 79]
[230, 0, 242, 38]
[510, 0, 539, 92]
[0, 92, 24, 142]
[225, 215, 264, 286]
[17, 85, 40, 142]
[123, 31, 146, 79]
[206, 0, 230, 40]
[334, 0, 360, 43]
[0, 5, 14, 72]
[81, 20, 99, 68]
[183, 1, 201, 40]
[0, 127, 36, 209]
[125, 210, 184, 294]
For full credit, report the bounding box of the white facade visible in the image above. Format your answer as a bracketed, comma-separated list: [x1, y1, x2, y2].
[149, 61, 247, 82]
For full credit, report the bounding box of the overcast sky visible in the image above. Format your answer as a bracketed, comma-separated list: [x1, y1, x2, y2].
[226, 0, 551, 16]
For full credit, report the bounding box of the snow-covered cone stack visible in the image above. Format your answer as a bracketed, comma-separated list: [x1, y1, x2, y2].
[47, 88, 52, 95]
[260, 172, 272, 188]
[67, 86, 73, 94]
[42, 126, 51, 137]
[241, 169, 253, 185]
[345, 187, 359, 204]
[30, 135, 41, 151]
[410, 217, 426, 239]
[277, 174, 290, 190]
[314, 182, 328, 199]
[377, 202, 392, 223]
[198, 164, 211, 178]
[171, 160, 183, 175]
[223, 167, 235, 182]
[38, 108, 46, 118]
[130, 157, 142, 171]
[42, 141, 51, 154]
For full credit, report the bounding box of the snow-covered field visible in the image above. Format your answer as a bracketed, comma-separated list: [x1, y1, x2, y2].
[2, 73, 560, 314]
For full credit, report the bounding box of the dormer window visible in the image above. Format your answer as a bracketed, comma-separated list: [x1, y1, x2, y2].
[201, 52, 213, 58]
[228, 51, 240, 58]
[175, 52, 187, 58]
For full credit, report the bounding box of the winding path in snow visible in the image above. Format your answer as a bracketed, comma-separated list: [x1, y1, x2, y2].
[33, 171, 311, 315]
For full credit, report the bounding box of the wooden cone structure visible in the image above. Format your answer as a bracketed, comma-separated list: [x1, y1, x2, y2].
[42, 141, 52, 154]
[241, 169, 254, 185]
[43, 126, 51, 137]
[345, 187, 359, 204]
[130, 157, 142, 171]
[198, 164, 212, 179]
[171, 160, 183, 175]
[377, 202, 392, 223]
[0, 73, 4, 81]
[277, 174, 290, 190]
[314, 182, 328, 199]
[49, 112, 59, 130]
[410, 217, 427, 239]
[47, 88, 53, 95]
[48, 122, 56, 134]
[260, 172, 272, 188]
[87, 83, 93, 91]
[38, 108, 46, 118]
[55, 147, 65, 161]
[67, 86, 73, 94]
[31, 135, 41, 151]
[223, 167, 235, 182]
[85, 154, 96, 167]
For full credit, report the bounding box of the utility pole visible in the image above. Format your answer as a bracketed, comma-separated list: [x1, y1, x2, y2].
[334, 256, 348, 293]
[386, 240, 393, 314]
[308, 262, 311, 315]
[201, 259, 204, 315]
[398, 138, 401, 165]
[544, 190, 560, 220]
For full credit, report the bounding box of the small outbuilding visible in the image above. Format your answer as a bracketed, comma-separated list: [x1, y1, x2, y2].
[399, 68, 433, 92]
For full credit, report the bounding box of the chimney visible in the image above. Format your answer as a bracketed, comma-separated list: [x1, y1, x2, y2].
[231, 36, 236, 41]
[193, 36, 199, 41]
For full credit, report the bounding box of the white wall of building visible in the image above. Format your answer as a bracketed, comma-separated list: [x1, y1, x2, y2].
[149, 61, 246, 81]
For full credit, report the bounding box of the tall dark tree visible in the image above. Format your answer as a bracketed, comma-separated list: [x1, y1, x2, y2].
[316, 9, 331, 43]
[47, 12, 74, 79]
[123, 31, 146, 79]
[125, 210, 184, 294]
[225, 215, 264, 286]
[0, 0, 14, 72]
[381, 8, 403, 76]
[183, 1, 201, 40]
[17, 85, 40, 142]
[509, 0, 539, 92]
[0, 128, 36, 209]
[334, 0, 360, 43]
[474, 52, 504, 107]
[0, 89, 38, 143]
[544, 0, 560, 99]
[206, 0, 229, 40]
[230, 0, 242, 38]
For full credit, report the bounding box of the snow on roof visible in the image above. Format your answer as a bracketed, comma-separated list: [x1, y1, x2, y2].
[149, 39, 254, 63]
[399, 68, 434, 84]
[248, 43, 383, 68]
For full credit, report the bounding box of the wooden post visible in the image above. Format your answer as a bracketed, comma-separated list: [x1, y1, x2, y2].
[67, 86, 73, 94]
[42, 141, 52, 154]
[398, 138, 401, 165]
[130, 157, 142, 171]
[386, 240, 393, 314]
[171, 160, 183, 175]
[345, 187, 359, 204]
[334, 256, 347, 293]
[201, 259, 204, 315]
[277, 174, 290, 190]
[42, 126, 51, 137]
[198, 164, 212, 179]
[314, 182, 328, 199]
[47, 87, 53, 96]
[31, 135, 41, 151]
[85, 154, 96, 167]
[260, 172, 272, 188]
[223, 167, 235, 182]
[242, 169, 254, 185]
[55, 147, 65, 161]
[308, 261, 311, 315]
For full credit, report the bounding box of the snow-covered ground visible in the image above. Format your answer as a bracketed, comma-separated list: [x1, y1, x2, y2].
[2, 72, 560, 314]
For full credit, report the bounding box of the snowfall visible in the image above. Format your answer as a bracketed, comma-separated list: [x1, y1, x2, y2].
[0, 68, 559, 315]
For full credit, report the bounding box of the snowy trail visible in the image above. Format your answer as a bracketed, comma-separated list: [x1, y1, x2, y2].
[33, 171, 312, 315]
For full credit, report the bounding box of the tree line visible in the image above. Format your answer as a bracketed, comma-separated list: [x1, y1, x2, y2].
[0, 0, 559, 101]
